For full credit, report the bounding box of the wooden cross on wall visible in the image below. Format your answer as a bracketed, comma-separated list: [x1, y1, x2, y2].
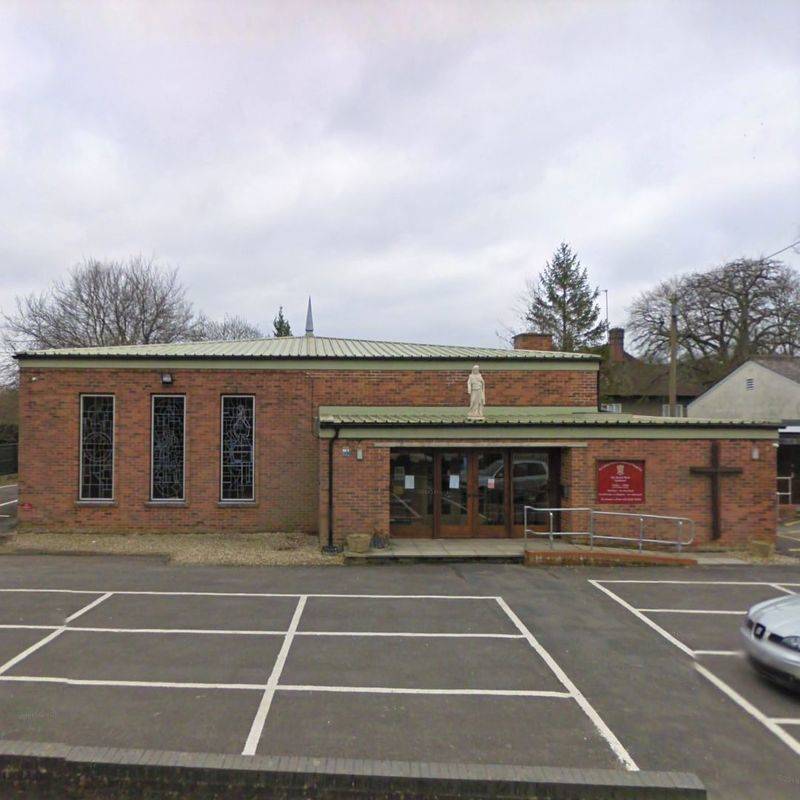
[689, 441, 743, 540]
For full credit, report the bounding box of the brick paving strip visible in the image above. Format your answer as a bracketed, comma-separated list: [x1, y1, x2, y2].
[0, 740, 706, 799]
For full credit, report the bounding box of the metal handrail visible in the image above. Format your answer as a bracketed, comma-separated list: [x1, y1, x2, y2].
[523, 506, 592, 549]
[523, 506, 695, 552]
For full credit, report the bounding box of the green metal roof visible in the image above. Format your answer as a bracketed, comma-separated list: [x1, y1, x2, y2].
[318, 405, 779, 428]
[15, 335, 598, 362]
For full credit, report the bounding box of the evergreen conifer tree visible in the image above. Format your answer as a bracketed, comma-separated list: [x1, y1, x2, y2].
[522, 242, 605, 351]
[272, 306, 292, 337]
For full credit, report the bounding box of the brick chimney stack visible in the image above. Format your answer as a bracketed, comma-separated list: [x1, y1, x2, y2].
[513, 332, 553, 351]
[608, 327, 625, 363]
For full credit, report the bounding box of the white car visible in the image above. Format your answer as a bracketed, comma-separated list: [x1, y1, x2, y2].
[741, 595, 800, 691]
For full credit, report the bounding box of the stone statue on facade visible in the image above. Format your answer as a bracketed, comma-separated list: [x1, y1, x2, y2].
[467, 365, 486, 421]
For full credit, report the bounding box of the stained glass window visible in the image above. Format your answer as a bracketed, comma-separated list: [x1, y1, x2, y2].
[80, 395, 114, 500]
[221, 396, 255, 501]
[151, 395, 185, 500]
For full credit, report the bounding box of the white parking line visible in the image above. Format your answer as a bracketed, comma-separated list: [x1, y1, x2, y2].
[589, 580, 695, 657]
[242, 595, 307, 756]
[278, 685, 571, 697]
[638, 609, 744, 615]
[693, 650, 741, 657]
[0, 674, 574, 699]
[0, 624, 524, 638]
[0, 499, 18, 508]
[771, 718, 800, 726]
[770, 584, 797, 595]
[0, 592, 114, 675]
[65, 592, 114, 623]
[495, 596, 639, 772]
[68, 626, 286, 636]
[295, 631, 524, 638]
[598, 580, 800, 586]
[694, 663, 800, 757]
[0, 624, 59, 631]
[0, 675, 267, 690]
[592, 579, 800, 760]
[0, 588, 496, 600]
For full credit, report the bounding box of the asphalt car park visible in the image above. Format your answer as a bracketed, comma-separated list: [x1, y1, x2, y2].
[0, 556, 799, 799]
[591, 579, 800, 751]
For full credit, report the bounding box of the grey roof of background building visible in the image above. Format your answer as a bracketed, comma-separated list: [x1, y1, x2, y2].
[14, 335, 599, 361]
[752, 357, 800, 385]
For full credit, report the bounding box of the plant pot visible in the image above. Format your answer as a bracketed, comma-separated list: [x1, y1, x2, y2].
[346, 533, 372, 553]
[748, 539, 774, 559]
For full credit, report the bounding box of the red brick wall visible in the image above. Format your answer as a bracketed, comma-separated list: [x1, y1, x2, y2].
[562, 439, 776, 547]
[309, 369, 597, 407]
[18, 368, 319, 534]
[20, 363, 773, 547]
[320, 439, 390, 546]
[18, 364, 591, 534]
[324, 438, 775, 548]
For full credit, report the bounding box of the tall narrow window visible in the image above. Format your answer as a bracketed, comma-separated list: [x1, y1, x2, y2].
[221, 395, 255, 501]
[80, 395, 115, 500]
[151, 395, 186, 501]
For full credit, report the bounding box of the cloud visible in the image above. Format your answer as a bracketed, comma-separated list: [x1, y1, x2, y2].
[1, 0, 798, 346]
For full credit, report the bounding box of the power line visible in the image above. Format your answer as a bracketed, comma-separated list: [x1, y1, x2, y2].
[763, 238, 800, 260]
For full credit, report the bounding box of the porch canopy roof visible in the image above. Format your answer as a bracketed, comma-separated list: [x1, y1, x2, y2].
[317, 406, 780, 441]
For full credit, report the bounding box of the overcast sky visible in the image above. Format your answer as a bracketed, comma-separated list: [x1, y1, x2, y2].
[1, 0, 798, 348]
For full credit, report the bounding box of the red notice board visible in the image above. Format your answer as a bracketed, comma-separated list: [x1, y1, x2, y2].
[597, 460, 645, 504]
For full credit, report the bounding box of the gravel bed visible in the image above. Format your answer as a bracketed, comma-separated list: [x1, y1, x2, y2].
[0, 531, 343, 566]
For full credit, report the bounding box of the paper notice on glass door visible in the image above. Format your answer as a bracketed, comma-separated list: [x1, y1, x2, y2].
[404, 475, 415, 490]
[448, 474, 460, 490]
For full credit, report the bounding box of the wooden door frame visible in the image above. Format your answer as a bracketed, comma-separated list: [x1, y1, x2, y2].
[473, 450, 510, 538]
[437, 450, 472, 538]
[392, 446, 562, 539]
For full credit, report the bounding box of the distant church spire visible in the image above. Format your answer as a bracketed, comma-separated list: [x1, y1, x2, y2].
[305, 297, 314, 337]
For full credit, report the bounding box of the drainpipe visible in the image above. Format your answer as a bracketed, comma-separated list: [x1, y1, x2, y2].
[322, 425, 341, 554]
[596, 368, 601, 412]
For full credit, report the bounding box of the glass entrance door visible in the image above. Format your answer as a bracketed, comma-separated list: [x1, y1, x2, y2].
[439, 452, 470, 537]
[511, 450, 555, 536]
[389, 448, 558, 538]
[476, 451, 507, 537]
[390, 451, 434, 538]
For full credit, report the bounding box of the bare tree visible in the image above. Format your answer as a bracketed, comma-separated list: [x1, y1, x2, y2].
[2, 256, 195, 353]
[627, 258, 800, 383]
[192, 314, 264, 341]
[0, 256, 264, 385]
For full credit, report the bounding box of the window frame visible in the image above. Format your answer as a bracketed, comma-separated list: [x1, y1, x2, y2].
[150, 394, 187, 502]
[78, 393, 116, 502]
[219, 394, 256, 503]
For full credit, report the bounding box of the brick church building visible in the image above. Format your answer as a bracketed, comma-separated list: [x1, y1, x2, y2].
[15, 318, 778, 550]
